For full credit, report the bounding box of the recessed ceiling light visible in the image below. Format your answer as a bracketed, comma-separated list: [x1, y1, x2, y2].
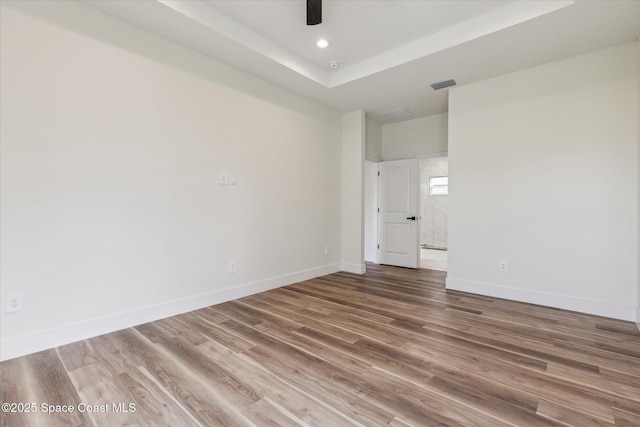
[316, 39, 329, 48]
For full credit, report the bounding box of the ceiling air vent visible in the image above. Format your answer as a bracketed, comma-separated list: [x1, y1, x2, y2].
[379, 108, 413, 121]
[431, 79, 456, 90]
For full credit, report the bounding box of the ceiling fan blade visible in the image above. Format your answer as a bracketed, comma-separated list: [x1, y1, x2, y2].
[307, 0, 322, 25]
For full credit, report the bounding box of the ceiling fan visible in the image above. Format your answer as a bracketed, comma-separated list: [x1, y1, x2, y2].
[307, 0, 322, 25]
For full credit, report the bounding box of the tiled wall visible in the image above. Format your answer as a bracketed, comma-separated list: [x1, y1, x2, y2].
[420, 157, 448, 249]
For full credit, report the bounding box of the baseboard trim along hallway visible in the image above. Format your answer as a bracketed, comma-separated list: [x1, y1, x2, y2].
[446, 277, 636, 322]
[0, 263, 341, 361]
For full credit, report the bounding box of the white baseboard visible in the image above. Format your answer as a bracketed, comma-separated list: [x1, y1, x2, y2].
[0, 263, 341, 362]
[636, 308, 640, 332]
[446, 277, 636, 322]
[341, 262, 367, 274]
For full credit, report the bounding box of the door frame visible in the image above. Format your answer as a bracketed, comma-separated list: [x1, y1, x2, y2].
[364, 160, 379, 263]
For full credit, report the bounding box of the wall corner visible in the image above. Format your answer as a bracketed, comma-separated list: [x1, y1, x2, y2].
[341, 110, 366, 274]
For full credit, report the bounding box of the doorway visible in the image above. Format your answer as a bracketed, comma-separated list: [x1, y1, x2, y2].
[364, 157, 448, 271]
[419, 157, 448, 271]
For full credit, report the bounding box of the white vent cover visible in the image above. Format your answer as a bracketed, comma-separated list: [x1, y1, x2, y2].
[379, 108, 412, 120]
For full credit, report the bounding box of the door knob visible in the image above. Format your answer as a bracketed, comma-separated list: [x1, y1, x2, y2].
[406, 216, 416, 220]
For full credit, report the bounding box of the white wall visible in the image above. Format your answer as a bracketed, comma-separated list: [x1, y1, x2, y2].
[364, 161, 378, 263]
[381, 113, 448, 160]
[420, 158, 448, 249]
[447, 42, 639, 321]
[365, 117, 382, 162]
[637, 37, 640, 329]
[341, 111, 366, 273]
[0, 1, 343, 360]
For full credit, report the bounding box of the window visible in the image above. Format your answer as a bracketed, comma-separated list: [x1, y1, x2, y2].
[429, 176, 448, 196]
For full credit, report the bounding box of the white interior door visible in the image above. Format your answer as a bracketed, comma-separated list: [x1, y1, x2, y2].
[378, 159, 419, 268]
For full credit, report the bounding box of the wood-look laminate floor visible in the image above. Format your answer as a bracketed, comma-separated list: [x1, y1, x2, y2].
[2, 264, 640, 427]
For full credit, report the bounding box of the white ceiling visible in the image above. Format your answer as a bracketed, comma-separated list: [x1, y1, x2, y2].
[83, 0, 640, 123]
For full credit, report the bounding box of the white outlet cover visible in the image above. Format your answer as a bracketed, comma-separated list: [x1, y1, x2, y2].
[6, 293, 23, 313]
[219, 172, 228, 185]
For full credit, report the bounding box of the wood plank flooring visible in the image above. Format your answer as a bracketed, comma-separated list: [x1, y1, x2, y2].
[2, 264, 640, 426]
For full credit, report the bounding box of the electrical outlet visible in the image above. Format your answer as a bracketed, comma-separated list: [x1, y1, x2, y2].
[219, 172, 228, 185]
[228, 260, 237, 273]
[499, 259, 508, 272]
[6, 293, 23, 313]
[324, 245, 330, 256]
